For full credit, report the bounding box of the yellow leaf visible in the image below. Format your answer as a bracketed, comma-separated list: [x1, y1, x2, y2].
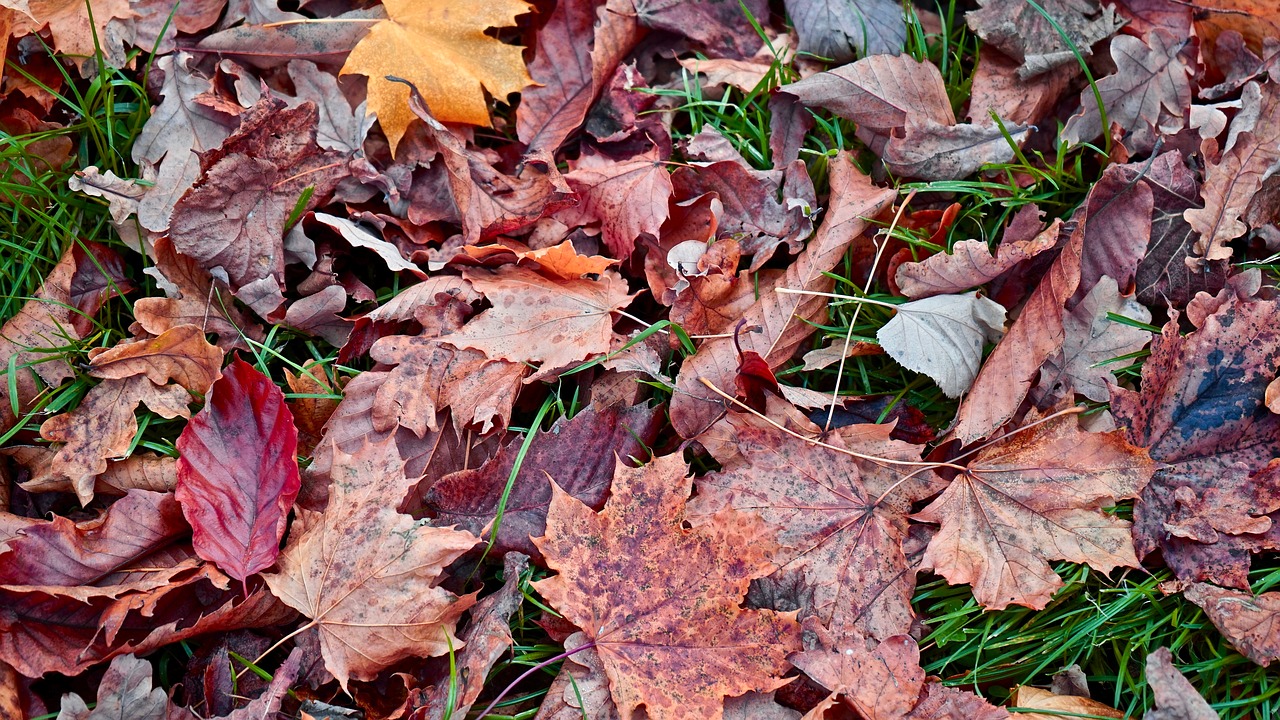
[341, 0, 534, 155]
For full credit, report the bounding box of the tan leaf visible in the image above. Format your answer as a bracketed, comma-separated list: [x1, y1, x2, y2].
[340, 0, 534, 154]
[87, 325, 223, 394]
[966, 0, 1122, 78]
[133, 237, 263, 350]
[445, 266, 633, 382]
[1182, 583, 1280, 667]
[20, 0, 134, 62]
[914, 409, 1156, 610]
[1010, 686, 1123, 719]
[285, 361, 341, 457]
[67, 166, 145, 224]
[532, 453, 801, 720]
[877, 291, 1008, 398]
[261, 439, 480, 691]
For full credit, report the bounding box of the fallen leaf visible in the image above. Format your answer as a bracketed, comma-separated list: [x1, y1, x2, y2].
[1111, 290, 1280, 589]
[670, 153, 895, 438]
[56, 654, 166, 720]
[895, 231, 1059, 299]
[1036, 276, 1153, 405]
[968, 46, 1076, 127]
[1181, 583, 1280, 666]
[444, 265, 632, 382]
[133, 238, 264, 349]
[966, 0, 1123, 78]
[193, 7, 383, 70]
[40, 376, 193, 505]
[881, 119, 1029, 180]
[16, 452, 177, 498]
[632, 0, 767, 59]
[558, 148, 673, 259]
[914, 409, 1155, 610]
[87, 325, 223, 393]
[286, 60, 371, 154]
[340, 0, 534, 154]
[283, 286, 351, 347]
[953, 218, 1073, 444]
[876, 292, 1008, 399]
[1073, 164, 1157, 303]
[261, 439, 480, 691]
[18, 0, 133, 65]
[425, 404, 662, 560]
[131, 52, 244, 232]
[313, 212, 425, 277]
[286, 361, 340, 457]
[1144, 648, 1219, 720]
[176, 358, 301, 584]
[532, 453, 802, 720]
[1193, 0, 1280, 66]
[1011, 687, 1122, 719]
[1062, 30, 1195, 148]
[534, 632, 619, 720]
[688, 418, 936, 643]
[67, 166, 144, 224]
[517, 0, 640, 157]
[415, 553, 530, 719]
[784, 0, 906, 61]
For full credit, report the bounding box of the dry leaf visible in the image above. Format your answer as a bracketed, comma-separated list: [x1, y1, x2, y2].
[56, 654, 166, 720]
[1145, 648, 1219, 720]
[340, 0, 534, 154]
[1181, 583, 1280, 666]
[1010, 686, 1123, 720]
[1036, 276, 1153, 405]
[966, 0, 1123, 78]
[532, 453, 802, 720]
[557, 148, 673, 259]
[87, 325, 223, 394]
[895, 233, 1059, 299]
[67, 166, 144, 224]
[876, 292, 1008, 399]
[785, 0, 906, 61]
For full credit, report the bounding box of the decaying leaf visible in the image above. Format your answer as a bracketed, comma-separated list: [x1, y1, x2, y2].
[785, 0, 906, 61]
[1181, 583, 1280, 666]
[1036, 276, 1153, 405]
[895, 232, 1059, 299]
[1144, 648, 1220, 720]
[876, 292, 1007, 399]
[87, 324, 223, 392]
[1009, 686, 1123, 720]
[67, 166, 145, 224]
[966, 0, 1123, 78]
[533, 453, 802, 720]
[915, 409, 1155, 610]
[340, 0, 534, 153]
[56, 654, 167, 720]
[558, 148, 673, 259]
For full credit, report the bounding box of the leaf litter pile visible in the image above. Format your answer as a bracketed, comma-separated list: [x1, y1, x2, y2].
[1, 0, 1280, 717]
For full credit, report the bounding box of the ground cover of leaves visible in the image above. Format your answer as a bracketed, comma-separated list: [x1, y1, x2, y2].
[0, 0, 1279, 718]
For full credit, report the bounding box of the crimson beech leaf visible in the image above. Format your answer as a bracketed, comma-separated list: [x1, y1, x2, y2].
[176, 357, 302, 583]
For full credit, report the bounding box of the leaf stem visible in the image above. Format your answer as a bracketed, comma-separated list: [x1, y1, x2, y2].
[474, 641, 598, 719]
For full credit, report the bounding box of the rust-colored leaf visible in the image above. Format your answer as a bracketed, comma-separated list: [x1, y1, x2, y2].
[532, 453, 801, 720]
[87, 324, 223, 394]
[1145, 648, 1219, 720]
[1182, 583, 1280, 666]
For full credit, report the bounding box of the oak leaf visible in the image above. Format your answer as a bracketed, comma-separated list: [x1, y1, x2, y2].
[261, 439, 480, 691]
[340, 0, 534, 154]
[532, 453, 802, 720]
[67, 166, 144, 224]
[87, 324, 223, 393]
[966, 0, 1123, 78]
[1145, 649, 1219, 720]
[877, 292, 1007, 399]
[1181, 583, 1280, 667]
[1111, 290, 1280, 589]
[914, 409, 1155, 610]
[176, 358, 301, 584]
[445, 266, 633, 382]
[670, 152, 895, 438]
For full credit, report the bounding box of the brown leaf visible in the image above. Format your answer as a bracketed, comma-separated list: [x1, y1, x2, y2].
[558, 148, 674, 259]
[1073, 165, 1157, 303]
[633, 0, 767, 59]
[1112, 290, 1280, 588]
[40, 376, 192, 505]
[444, 265, 632, 382]
[966, 0, 1123, 78]
[1182, 583, 1280, 666]
[534, 632, 619, 720]
[57, 654, 167, 720]
[20, 0, 133, 64]
[915, 409, 1155, 610]
[1009, 686, 1123, 720]
[68, 166, 145, 224]
[670, 153, 895, 438]
[1062, 30, 1195, 148]
[261, 439, 480, 691]
[532, 453, 802, 720]
[133, 238, 264, 349]
[895, 229, 1059, 299]
[784, 0, 906, 60]
[688, 417, 940, 643]
[283, 285, 351, 347]
[87, 325, 223, 394]
[968, 46, 1075, 127]
[953, 218, 1072, 444]
[517, 0, 640, 157]
[286, 361, 341, 457]
[426, 403, 661, 560]
[881, 119, 1029, 180]
[193, 7, 382, 70]
[1144, 648, 1219, 720]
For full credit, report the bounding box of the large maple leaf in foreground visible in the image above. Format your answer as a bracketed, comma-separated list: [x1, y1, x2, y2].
[533, 453, 801, 720]
[262, 439, 479, 690]
[914, 408, 1155, 610]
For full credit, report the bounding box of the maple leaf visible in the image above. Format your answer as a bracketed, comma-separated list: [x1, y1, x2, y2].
[1111, 289, 1280, 589]
[966, 0, 1123, 78]
[688, 417, 941, 643]
[1181, 583, 1280, 666]
[56, 654, 166, 720]
[427, 404, 662, 560]
[895, 229, 1059, 299]
[517, 0, 640, 157]
[914, 408, 1155, 610]
[1062, 30, 1194, 148]
[444, 265, 633, 382]
[261, 439, 480, 690]
[532, 453, 802, 720]
[670, 152, 895, 438]
[557, 148, 674, 259]
[1145, 649, 1219, 720]
[340, 0, 534, 154]
[784, 0, 907, 61]
[876, 291, 1008, 399]
[175, 358, 301, 584]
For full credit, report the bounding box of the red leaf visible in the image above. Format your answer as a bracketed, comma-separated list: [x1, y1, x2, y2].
[176, 357, 301, 583]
